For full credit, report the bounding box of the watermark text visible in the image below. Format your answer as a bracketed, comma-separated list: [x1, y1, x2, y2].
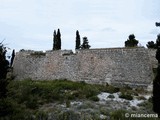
[125, 113, 158, 118]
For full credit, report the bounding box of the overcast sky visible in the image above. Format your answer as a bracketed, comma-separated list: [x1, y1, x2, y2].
[0, 0, 160, 52]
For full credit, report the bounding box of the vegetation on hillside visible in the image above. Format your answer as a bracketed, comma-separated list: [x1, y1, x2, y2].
[0, 79, 104, 119]
[0, 79, 155, 119]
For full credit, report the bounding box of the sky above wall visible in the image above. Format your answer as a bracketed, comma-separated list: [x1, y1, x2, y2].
[0, 0, 160, 52]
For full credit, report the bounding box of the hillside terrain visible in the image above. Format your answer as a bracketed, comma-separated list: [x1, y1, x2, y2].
[0, 79, 156, 120]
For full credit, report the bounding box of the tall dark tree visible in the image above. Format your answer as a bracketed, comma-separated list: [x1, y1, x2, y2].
[125, 34, 139, 47]
[156, 34, 160, 48]
[80, 37, 91, 49]
[53, 30, 58, 50]
[153, 48, 160, 116]
[153, 24, 160, 116]
[10, 49, 15, 67]
[75, 30, 81, 49]
[0, 42, 9, 98]
[153, 22, 160, 116]
[57, 28, 61, 50]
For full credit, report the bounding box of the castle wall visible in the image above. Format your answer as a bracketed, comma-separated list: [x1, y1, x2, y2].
[13, 47, 154, 87]
[148, 49, 157, 69]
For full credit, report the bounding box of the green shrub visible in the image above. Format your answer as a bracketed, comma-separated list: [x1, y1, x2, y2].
[66, 99, 71, 108]
[30, 51, 46, 56]
[137, 101, 152, 109]
[100, 107, 110, 116]
[119, 92, 133, 100]
[0, 98, 33, 120]
[131, 106, 137, 111]
[35, 111, 48, 120]
[123, 85, 132, 90]
[110, 109, 127, 120]
[108, 94, 115, 99]
[81, 84, 100, 99]
[25, 95, 39, 109]
[137, 96, 146, 100]
[89, 96, 99, 102]
[148, 96, 152, 103]
[135, 87, 147, 94]
[0, 99, 13, 117]
[104, 85, 120, 93]
[58, 110, 80, 120]
[77, 101, 95, 110]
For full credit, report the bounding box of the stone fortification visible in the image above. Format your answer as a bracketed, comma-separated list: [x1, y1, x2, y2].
[148, 49, 157, 69]
[13, 47, 154, 87]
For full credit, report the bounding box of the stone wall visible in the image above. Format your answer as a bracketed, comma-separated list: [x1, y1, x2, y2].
[148, 49, 157, 69]
[13, 47, 155, 88]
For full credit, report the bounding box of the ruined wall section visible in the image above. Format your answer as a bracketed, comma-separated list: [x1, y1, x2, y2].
[148, 49, 157, 69]
[13, 47, 154, 87]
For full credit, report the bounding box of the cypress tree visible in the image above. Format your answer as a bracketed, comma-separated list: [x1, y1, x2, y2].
[53, 30, 58, 50]
[57, 29, 61, 50]
[10, 49, 15, 67]
[75, 30, 81, 49]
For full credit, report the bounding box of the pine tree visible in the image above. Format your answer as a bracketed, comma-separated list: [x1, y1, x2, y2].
[57, 29, 61, 50]
[146, 41, 156, 49]
[146, 34, 160, 49]
[80, 37, 91, 49]
[125, 34, 138, 47]
[75, 30, 81, 49]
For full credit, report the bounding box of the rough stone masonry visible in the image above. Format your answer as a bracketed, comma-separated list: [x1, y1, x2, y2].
[13, 47, 155, 88]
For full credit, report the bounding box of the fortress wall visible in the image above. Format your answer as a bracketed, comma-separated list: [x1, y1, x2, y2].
[147, 49, 157, 69]
[13, 47, 154, 88]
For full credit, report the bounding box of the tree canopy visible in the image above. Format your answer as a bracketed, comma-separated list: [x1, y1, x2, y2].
[146, 34, 160, 49]
[146, 41, 157, 49]
[80, 37, 91, 49]
[125, 34, 139, 47]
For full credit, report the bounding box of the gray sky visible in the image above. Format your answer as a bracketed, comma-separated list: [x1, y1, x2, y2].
[0, 0, 160, 52]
